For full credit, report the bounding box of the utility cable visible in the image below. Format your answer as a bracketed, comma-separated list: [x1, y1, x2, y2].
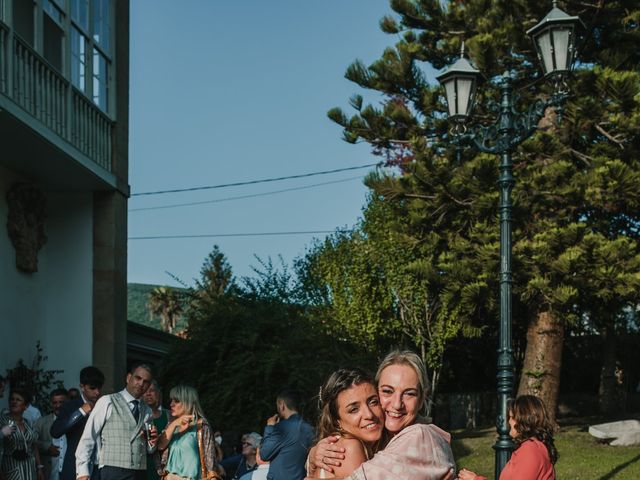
[128, 230, 352, 240]
[129, 175, 363, 212]
[130, 162, 381, 197]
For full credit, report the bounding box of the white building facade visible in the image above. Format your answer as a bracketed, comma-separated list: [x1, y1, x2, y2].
[0, 0, 129, 396]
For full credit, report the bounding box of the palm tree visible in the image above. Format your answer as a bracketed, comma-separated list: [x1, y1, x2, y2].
[147, 287, 183, 333]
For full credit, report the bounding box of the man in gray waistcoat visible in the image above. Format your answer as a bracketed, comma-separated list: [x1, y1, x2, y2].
[76, 364, 155, 480]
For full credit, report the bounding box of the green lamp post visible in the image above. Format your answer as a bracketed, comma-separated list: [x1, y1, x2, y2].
[436, 2, 583, 478]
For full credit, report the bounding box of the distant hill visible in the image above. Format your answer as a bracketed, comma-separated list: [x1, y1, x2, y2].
[128, 283, 188, 332]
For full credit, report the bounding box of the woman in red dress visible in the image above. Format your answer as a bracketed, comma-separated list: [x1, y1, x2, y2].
[459, 395, 557, 480]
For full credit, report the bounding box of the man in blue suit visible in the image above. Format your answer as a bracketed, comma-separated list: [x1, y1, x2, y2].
[259, 389, 314, 480]
[51, 366, 105, 480]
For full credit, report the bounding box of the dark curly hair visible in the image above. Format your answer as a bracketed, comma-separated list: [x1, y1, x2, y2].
[317, 368, 377, 441]
[510, 395, 558, 465]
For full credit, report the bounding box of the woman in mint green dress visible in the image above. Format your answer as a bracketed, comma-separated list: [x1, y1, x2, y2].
[157, 386, 221, 480]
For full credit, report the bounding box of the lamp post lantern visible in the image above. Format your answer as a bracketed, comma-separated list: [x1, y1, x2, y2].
[435, 43, 481, 123]
[527, 1, 583, 79]
[436, 3, 583, 479]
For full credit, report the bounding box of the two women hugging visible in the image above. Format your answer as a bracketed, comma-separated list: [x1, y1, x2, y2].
[306, 350, 456, 480]
[306, 350, 559, 480]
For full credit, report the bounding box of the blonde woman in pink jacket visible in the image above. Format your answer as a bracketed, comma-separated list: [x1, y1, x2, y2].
[307, 351, 456, 480]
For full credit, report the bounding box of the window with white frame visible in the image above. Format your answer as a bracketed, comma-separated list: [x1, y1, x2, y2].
[43, 0, 64, 71]
[71, 0, 111, 113]
[13, 0, 35, 46]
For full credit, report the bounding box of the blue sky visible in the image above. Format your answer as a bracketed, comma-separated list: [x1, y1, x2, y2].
[128, 0, 401, 286]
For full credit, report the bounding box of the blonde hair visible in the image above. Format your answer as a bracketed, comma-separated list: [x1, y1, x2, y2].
[375, 350, 429, 409]
[169, 385, 206, 419]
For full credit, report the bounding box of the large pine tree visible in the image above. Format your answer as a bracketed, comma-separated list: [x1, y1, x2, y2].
[325, 0, 640, 420]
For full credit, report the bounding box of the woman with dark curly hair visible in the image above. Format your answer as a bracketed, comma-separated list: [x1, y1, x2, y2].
[459, 395, 557, 480]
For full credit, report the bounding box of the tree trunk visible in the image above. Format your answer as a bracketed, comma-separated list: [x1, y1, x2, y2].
[598, 322, 620, 415]
[517, 310, 564, 425]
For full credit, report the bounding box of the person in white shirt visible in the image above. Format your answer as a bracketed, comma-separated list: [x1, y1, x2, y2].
[239, 447, 269, 480]
[23, 401, 42, 426]
[76, 364, 156, 480]
[34, 388, 68, 480]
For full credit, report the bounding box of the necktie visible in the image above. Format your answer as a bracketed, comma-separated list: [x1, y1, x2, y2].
[131, 400, 140, 422]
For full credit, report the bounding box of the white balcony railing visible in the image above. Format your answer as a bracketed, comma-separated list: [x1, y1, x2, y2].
[0, 21, 113, 172]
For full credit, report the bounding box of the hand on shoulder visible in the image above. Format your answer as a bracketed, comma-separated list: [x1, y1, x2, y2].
[330, 437, 368, 478]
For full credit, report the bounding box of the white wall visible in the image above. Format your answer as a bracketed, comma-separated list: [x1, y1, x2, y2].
[0, 165, 93, 403]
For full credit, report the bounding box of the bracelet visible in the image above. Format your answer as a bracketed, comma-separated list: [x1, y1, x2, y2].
[37, 465, 44, 469]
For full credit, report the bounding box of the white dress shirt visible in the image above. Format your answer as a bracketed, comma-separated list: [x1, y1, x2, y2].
[75, 389, 151, 477]
[50, 423, 65, 480]
[239, 464, 269, 480]
[24, 404, 42, 426]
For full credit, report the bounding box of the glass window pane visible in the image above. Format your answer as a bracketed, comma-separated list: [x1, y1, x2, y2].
[92, 0, 110, 53]
[71, 27, 87, 91]
[44, 0, 63, 24]
[13, 0, 35, 46]
[552, 28, 571, 71]
[71, 0, 89, 30]
[43, 13, 64, 71]
[92, 48, 108, 111]
[444, 79, 457, 117]
[536, 30, 554, 75]
[456, 78, 473, 116]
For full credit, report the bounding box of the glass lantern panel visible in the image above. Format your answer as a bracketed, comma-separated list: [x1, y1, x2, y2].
[536, 30, 554, 75]
[456, 77, 474, 116]
[444, 78, 458, 117]
[552, 28, 571, 71]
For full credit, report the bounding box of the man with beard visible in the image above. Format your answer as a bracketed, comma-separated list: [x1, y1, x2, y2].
[76, 364, 155, 480]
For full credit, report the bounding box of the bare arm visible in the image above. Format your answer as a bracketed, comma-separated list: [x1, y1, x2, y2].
[331, 438, 367, 478]
[307, 435, 345, 476]
[33, 441, 45, 480]
[157, 415, 193, 451]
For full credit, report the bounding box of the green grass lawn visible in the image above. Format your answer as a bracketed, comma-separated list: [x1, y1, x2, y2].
[451, 419, 640, 479]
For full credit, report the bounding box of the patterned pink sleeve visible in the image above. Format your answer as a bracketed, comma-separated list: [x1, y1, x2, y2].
[347, 424, 456, 480]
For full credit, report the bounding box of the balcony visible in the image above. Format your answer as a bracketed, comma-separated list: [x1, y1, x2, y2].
[0, 21, 113, 173]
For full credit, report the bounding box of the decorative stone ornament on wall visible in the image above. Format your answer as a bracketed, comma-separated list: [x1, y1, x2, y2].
[6, 183, 48, 273]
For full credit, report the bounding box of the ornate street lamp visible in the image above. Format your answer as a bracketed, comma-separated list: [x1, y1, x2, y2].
[527, 2, 583, 79]
[436, 3, 583, 479]
[435, 44, 481, 123]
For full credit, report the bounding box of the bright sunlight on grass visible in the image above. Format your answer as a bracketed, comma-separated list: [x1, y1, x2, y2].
[452, 418, 640, 479]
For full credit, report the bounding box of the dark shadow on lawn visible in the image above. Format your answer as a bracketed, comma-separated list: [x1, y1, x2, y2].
[450, 439, 472, 459]
[452, 427, 494, 440]
[451, 428, 494, 460]
[597, 453, 640, 480]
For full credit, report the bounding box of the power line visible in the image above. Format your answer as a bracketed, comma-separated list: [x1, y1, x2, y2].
[129, 175, 363, 212]
[128, 230, 350, 240]
[130, 162, 381, 197]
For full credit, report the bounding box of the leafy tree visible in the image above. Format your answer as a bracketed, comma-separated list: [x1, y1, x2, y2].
[195, 245, 235, 300]
[301, 193, 491, 415]
[159, 248, 378, 432]
[325, 0, 640, 421]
